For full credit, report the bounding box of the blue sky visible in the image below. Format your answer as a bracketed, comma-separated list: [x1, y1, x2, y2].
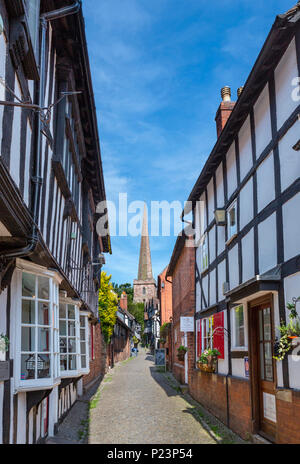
[82, 0, 293, 285]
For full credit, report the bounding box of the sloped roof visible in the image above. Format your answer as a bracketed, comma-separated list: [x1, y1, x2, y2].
[183, 3, 300, 216]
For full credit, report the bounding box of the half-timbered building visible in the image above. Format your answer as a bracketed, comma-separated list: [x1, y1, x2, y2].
[0, 0, 111, 444]
[183, 3, 300, 444]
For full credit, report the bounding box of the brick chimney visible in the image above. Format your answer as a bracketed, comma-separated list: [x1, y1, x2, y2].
[120, 291, 128, 311]
[215, 86, 236, 138]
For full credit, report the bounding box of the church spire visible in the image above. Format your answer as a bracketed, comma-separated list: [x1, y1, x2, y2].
[138, 205, 153, 281]
[133, 204, 157, 304]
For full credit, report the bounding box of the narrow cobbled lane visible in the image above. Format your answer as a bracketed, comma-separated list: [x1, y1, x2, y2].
[88, 348, 216, 445]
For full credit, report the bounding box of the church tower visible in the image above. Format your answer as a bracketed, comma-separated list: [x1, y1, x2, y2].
[133, 205, 157, 303]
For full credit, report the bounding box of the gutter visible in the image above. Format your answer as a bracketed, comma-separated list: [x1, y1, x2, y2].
[0, 1, 81, 260]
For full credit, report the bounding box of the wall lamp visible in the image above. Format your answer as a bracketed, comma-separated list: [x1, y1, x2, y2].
[214, 209, 226, 226]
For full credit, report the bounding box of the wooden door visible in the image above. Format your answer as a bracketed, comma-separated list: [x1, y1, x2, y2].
[250, 297, 277, 441]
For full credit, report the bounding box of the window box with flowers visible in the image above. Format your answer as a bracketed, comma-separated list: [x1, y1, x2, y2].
[197, 348, 221, 373]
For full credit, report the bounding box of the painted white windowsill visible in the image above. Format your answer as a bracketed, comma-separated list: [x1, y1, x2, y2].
[14, 379, 61, 394]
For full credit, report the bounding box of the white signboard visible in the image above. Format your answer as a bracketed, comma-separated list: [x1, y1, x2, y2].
[180, 317, 194, 333]
[263, 393, 277, 423]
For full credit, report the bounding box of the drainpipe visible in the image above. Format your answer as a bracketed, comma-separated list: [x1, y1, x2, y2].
[0, 1, 81, 260]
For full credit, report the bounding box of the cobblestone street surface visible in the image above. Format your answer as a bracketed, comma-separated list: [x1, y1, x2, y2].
[47, 348, 246, 445]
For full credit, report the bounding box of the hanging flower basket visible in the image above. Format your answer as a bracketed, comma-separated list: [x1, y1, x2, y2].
[177, 346, 188, 361]
[197, 349, 220, 373]
[197, 361, 216, 373]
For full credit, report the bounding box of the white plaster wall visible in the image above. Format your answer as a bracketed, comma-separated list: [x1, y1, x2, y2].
[207, 178, 214, 225]
[228, 244, 239, 291]
[202, 275, 208, 308]
[48, 386, 59, 437]
[226, 142, 237, 199]
[288, 354, 300, 389]
[241, 228, 255, 283]
[199, 192, 206, 237]
[0, 32, 7, 138]
[217, 225, 225, 257]
[258, 213, 277, 274]
[283, 193, 300, 262]
[49, 179, 58, 252]
[256, 152, 275, 213]
[23, 121, 32, 207]
[275, 38, 299, 130]
[279, 120, 300, 193]
[216, 163, 224, 207]
[284, 272, 300, 318]
[0, 288, 7, 334]
[239, 177, 253, 230]
[17, 393, 26, 444]
[209, 269, 216, 306]
[254, 83, 272, 158]
[209, 226, 216, 264]
[28, 409, 33, 444]
[232, 359, 247, 378]
[238, 115, 253, 180]
[195, 202, 201, 245]
[278, 119, 300, 191]
[218, 260, 226, 302]
[196, 280, 201, 313]
[10, 76, 22, 188]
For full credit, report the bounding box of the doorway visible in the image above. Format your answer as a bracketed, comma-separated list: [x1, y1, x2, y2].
[249, 295, 277, 442]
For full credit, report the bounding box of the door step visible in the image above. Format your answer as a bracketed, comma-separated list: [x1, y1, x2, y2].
[252, 434, 272, 444]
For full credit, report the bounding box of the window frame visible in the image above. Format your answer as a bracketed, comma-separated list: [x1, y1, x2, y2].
[59, 298, 81, 378]
[231, 305, 247, 350]
[226, 199, 238, 243]
[200, 233, 208, 273]
[14, 260, 62, 393]
[80, 312, 90, 374]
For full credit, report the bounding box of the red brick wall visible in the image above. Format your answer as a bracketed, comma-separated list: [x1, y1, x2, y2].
[171, 242, 195, 383]
[113, 335, 131, 364]
[189, 371, 252, 440]
[83, 323, 107, 388]
[276, 390, 300, 444]
[158, 268, 173, 325]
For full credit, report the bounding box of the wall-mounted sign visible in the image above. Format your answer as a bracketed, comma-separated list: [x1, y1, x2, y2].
[263, 393, 277, 423]
[0, 361, 10, 381]
[180, 317, 194, 333]
[244, 357, 250, 378]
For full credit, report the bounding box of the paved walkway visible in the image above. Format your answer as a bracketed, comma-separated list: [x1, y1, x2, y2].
[88, 349, 229, 444]
[47, 348, 245, 444]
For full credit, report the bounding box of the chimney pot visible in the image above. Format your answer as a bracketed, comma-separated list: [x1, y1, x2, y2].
[221, 86, 231, 102]
[237, 86, 244, 98]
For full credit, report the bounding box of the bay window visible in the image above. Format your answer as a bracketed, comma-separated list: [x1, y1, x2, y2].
[15, 261, 62, 391]
[14, 260, 90, 391]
